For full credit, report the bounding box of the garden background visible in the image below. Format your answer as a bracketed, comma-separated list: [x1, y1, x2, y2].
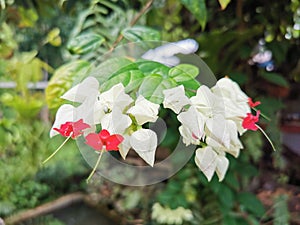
[0, 0, 299, 224]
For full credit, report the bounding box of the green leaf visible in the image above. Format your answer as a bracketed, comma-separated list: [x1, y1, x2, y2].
[100, 69, 144, 93]
[45, 60, 91, 109]
[67, 33, 105, 55]
[218, 185, 234, 209]
[180, 0, 207, 30]
[260, 72, 289, 87]
[237, 192, 265, 217]
[179, 79, 201, 97]
[138, 74, 176, 104]
[274, 195, 290, 225]
[137, 60, 170, 77]
[218, 0, 231, 10]
[122, 25, 161, 42]
[91, 57, 134, 83]
[169, 64, 199, 82]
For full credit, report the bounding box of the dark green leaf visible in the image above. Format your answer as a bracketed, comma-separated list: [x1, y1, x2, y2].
[218, 185, 235, 209]
[137, 60, 170, 77]
[67, 33, 105, 55]
[122, 25, 161, 42]
[260, 72, 289, 87]
[237, 192, 265, 217]
[180, 0, 207, 30]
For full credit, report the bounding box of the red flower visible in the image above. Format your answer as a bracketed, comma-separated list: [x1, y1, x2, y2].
[53, 119, 90, 139]
[242, 111, 260, 131]
[248, 98, 261, 108]
[85, 129, 124, 151]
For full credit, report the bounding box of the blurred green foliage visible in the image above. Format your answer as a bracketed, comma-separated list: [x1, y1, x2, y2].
[0, 0, 299, 224]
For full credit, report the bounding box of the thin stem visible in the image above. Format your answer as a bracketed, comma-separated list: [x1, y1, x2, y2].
[43, 133, 73, 164]
[256, 125, 276, 151]
[109, 0, 154, 51]
[253, 108, 271, 121]
[86, 150, 105, 183]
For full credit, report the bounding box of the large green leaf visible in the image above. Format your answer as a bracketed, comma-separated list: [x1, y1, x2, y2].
[138, 74, 176, 104]
[46, 60, 91, 109]
[67, 33, 105, 55]
[91, 57, 134, 84]
[237, 192, 265, 217]
[260, 72, 289, 87]
[100, 69, 145, 93]
[169, 64, 199, 82]
[122, 25, 161, 42]
[137, 60, 170, 77]
[180, 0, 207, 30]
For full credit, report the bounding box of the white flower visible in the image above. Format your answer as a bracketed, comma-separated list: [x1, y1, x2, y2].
[61, 76, 99, 103]
[127, 95, 159, 125]
[195, 146, 229, 181]
[190, 85, 224, 118]
[177, 106, 205, 146]
[100, 108, 132, 134]
[211, 78, 251, 134]
[163, 85, 191, 114]
[130, 129, 158, 166]
[60, 77, 104, 126]
[99, 83, 133, 112]
[152, 202, 193, 225]
[50, 104, 75, 137]
[206, 119, 243, 158]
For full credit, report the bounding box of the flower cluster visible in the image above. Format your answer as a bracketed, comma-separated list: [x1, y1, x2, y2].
[48, 75, 265, 182]
[163, 77, 261, 181]
[49, 77, 160, 167]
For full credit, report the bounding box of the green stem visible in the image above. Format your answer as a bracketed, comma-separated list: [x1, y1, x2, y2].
[86, 150, 105, 183]
[43, 134, 73, 164]
[256, 125, 276, 151]
[253, 107, 271, 121]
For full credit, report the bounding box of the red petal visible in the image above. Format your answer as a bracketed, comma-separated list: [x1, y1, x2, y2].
[53, 122, 73, 137]
[99, 129, 110, 144]
[248, 98, 261, 108]
[72, 119, 91, 138]
[242, 111, 260, 131]
[105, 134, 124, 151]
[85, 133, 103, 151]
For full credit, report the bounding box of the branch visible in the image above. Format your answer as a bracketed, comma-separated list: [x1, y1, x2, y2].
[110, 0, 154, 51]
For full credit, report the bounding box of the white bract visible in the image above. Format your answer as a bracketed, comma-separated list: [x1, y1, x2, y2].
[163, 85, 191, 114]
[177, 106, 205, 146]
[127, 95, 159, 125]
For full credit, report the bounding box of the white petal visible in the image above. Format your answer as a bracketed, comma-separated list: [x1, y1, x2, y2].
[190, 85, 224, 117]
[195, 147, 217, 181]
[119, 135, 131, 159]
[61, 77, 99, 103]
[101, 108, 132, 134]
[130, 129, 157, 166]
[205, 115, 231, 149]
[212, 77, 248, 102]
[163, 85, 191, 114]
[100, 83, 133, 111]
[177, 106, 205, 145]
[216, 154, 229, 181]
[127, 95, 159, 125]
[50, 104, 75, 137]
